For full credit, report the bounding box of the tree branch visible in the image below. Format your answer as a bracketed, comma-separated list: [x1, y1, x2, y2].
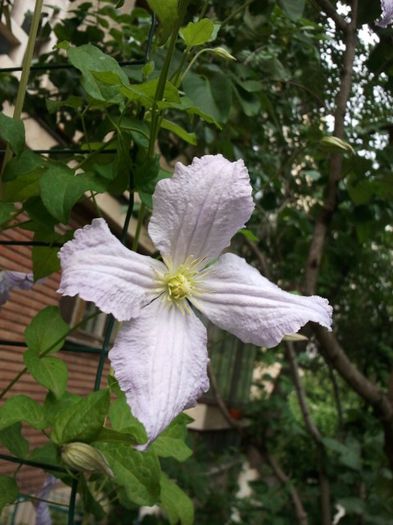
[266, 451, 309, 525]
[313, 0, 349, 32]
[305, 0, 358, 295]
[285, 342, 332, 525]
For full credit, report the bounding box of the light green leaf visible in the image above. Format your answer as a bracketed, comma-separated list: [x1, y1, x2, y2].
[0, 423, 29, 457]
[0, 112, 25, 156]
[238, 228, 258, 242]
[279, 0, 305, 21]
[40, 164, 105, 223]
[24, 350, 68, 399]
[151, 414, 192, 462]
[160, 473, 194, 525]
[44, 392, 81, 425]
[160, 119, 197, 145]
[0, 395, 47, 431]
[95, 442, 161, 506]
[68, 44, 128, 103]
[109, 397, 147, 445]
[52, 389, 110, 444]
[25, 306, 69, 356]
[321, 136, 355, 155]
[180, 18, 215, 47]
[0, 476, 18, 513]
[3, 171, 42, 202]
[146, 0, 179, 42]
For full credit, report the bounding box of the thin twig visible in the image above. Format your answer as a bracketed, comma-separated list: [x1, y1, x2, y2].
[313, 0, 349, 31]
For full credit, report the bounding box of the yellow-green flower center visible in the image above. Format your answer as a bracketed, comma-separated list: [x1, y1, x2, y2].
[164, 267, 195, 302]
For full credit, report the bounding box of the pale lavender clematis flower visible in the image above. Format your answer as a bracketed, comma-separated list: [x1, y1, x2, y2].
[0, 270, 34, 306]
[58, 155, 332, 444]
[377, 0, 393, 27]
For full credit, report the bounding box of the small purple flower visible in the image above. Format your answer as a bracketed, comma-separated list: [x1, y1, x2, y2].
[58, 155, 332, 445]
[376, 0, 393, 27]
[0, 271, 34, 306]
[35, 475, 57, 525]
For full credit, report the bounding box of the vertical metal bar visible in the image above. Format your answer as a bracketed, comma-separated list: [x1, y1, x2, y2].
[67, 478, 78, 525]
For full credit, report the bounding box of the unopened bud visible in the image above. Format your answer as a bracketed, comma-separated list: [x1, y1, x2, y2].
[211, 47, 236, 61]
[61, 442, 113, 478]
[283, 333, 308, 342]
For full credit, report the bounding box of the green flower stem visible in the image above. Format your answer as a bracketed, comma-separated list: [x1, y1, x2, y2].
[180, 47, 217, 84]
[132, 202, 146, 252]
[0, 311, 100, 400]
[147, 20, 182, 158]
[0, 0, 44, 178]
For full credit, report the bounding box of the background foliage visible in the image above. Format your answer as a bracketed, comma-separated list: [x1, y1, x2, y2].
[0, 0, 392, 524]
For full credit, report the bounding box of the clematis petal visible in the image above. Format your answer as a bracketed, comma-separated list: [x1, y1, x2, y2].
[0, 271, 34, 305]
[148, 154, 254, 267]
[109, 298, 209, 443]
[376, 0, 393, 27]
[59, 218, 166, 321]
[191, 253, 332, 348]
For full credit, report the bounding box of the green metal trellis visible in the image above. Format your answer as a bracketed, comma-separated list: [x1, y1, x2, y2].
[0, 9, 156, 524]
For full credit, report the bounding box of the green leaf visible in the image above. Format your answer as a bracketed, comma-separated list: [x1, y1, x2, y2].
[238, 228, 258, 242]
[121, 79, 180, 106]
[32, 243, 61, 280]
[94, 442, 161, 506]
[180, 19, 215, 47]
[0, 202, 15, 226]
[24, 350, 68, 399]
[44, 392, 81, 425]
[139, 168, 172, 209]
[160, 119, 197, 145]
[0, 476, 18, 513]
[109, 397, 147, 445]
[0, 395, 47, 431]
[29, 442, 60, 466]
[151, 414, 192, 462]
[3, 171, 42, 202]
[160, 473, 194, 525]
[25, 306, 69, 356]
[279, 0, 305, 21]
[0, 112, 25, 156]
[183, 73, 223, 124]
[0, 423, 29, 457]
[146, 0, 179, 42]
[52, 389, 110, 444]
[40, 164, 105, 223]
[68, 44, 128, 103]
[134, 154, 160, 195]
[94, 427, 141, 445]
[3, 150, 44, 182]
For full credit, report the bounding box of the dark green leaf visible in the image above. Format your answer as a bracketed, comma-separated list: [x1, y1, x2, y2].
[25, 306, 69, 356]
[0, 423, 29, 457]
[279, 0, 305, 21]
[0, 112, 25, 156]
[24, 350, 68, 399]
[52, 389, 110, 444]
[0, 202, 15, 226]
[40, 164, 105, 223]
[146, 0, 179, 42]
[160, 119, 197, 145]
[3, 171, 42, 202]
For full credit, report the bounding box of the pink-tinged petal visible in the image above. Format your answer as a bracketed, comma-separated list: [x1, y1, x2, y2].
[148, 155, 254, 267]
[58, 218, 166, 321]
[109, 298, 209, 444]
[191, 253, 332, 348]
[377, 0, 393, 27]
[0, 271, 34, 305]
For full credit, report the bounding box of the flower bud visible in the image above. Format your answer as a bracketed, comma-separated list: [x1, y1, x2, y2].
[61, 442, 114, 478]
[211, 47, 236, 61]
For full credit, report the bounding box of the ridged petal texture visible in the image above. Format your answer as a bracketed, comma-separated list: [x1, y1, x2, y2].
[109, 298, 209, 444]
[192, 253, 332, 348]
[377, 0, 393, 26]
[148, 154, 254, 267]
[59, 218, 165, 321]
[0, 270, 34, 305]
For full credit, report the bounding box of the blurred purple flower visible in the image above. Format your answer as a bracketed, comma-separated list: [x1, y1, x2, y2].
[0, 271, 34, 306]
[35, 475, 57, 525]
[377, 0, 393, 27]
